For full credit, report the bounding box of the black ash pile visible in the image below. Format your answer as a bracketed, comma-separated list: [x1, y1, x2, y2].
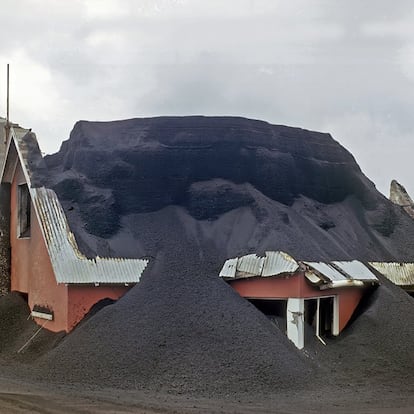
[24, 116, 414, 397]
[0, 293, 64, 364]
[35, 251, 313, 395]
[38, 116, 414, 262]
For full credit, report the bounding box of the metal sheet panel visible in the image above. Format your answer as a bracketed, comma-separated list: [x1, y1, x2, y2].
[219, 251, 299, 280]
[262, 251, 299, 276]
[369, 262, 414, 286]
[304, 262, 348, 282]
[219, 258, 238, 278]
[333, 261, 378, 282]
[237, 254, 264, 277]
[32, 187, 148, 284]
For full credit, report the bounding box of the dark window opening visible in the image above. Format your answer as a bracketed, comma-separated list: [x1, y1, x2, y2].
[249, 299, 287, 331]
[18, 184, 31, 238]
[305, 297, 334, 338]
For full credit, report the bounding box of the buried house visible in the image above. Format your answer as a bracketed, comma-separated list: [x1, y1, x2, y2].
[220, 251, 379, 349]
[0, 123, 148, 332]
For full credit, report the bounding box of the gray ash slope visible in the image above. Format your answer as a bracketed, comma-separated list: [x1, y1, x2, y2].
[39, 116, 414, 262]
[32, 116, 414, 396]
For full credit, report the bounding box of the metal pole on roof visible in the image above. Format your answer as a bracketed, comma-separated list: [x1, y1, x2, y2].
[5, 63, 10, 144]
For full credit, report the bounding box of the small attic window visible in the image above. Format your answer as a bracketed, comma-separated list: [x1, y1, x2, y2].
[18, 183, 31, 238]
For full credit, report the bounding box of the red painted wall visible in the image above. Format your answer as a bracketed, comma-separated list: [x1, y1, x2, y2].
[10, 164, 30, 294]
[10, 163, 69, 332]
[229, 273, 365, 332]
[67, 285, 130, 331]
[9, 160, 132, 333]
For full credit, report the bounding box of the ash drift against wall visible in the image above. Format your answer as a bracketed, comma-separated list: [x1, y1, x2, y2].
[220, 251, 379, 349]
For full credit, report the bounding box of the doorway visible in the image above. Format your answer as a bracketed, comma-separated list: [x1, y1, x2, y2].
[304, 296, 338, 342]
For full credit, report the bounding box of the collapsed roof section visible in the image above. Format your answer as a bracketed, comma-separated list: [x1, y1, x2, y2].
[220, 251, 379, 289]
[0, 126, 148, 285]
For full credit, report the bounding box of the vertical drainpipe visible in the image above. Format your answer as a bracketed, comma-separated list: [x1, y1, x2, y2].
[0, 183, 11, 294]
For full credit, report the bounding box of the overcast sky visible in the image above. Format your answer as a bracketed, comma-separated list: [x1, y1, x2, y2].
[0, 0, 413, 197]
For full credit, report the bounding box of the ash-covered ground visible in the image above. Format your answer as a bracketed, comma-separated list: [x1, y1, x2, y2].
[1, 116, 413, 412]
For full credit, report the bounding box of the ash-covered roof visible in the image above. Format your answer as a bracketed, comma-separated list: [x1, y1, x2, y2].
[0, 126, 148, 285]
[3, 116, 414, 265]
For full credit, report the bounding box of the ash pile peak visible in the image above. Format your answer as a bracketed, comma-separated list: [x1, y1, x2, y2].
[34, 116, 414, 262]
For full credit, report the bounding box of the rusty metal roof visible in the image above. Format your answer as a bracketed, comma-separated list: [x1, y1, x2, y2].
[2, 127, 148, 285]
[369, 262, 414, 287]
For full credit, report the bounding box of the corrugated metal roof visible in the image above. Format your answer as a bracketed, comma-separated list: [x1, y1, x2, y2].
[369, 262, 414, 287]
[305, 260, 378, 287]
[32, 187, 148, 284]
[220, 251, 378, 289]
[304, 262, 348, 281]
[237, 254, 265, 276]
[333, 261, 378, 282]
[0, 126, 149, 285]
[262, 251, 299, 276]
[219, 258, 238, 278]
[220, 251, 299, 280]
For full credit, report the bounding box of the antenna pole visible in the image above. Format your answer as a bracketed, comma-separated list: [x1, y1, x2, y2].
[5, 64, 10, 144]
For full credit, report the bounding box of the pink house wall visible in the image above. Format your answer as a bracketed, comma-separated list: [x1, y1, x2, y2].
[229, 273, 364, 332]
[9, 161, 132, 333]
[67, 286, 129, 331]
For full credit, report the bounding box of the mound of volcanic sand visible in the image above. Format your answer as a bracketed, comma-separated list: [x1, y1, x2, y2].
[0, 293, 64, 363]
[37, 116, 414, 262]
[27, 116, 414, 397]
[34, 253, 313, 396]
[304, 275, 414, 390]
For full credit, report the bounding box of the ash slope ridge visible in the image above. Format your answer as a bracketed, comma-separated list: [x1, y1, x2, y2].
[41, 116, 414, 261]
[32, 116, 414, 398]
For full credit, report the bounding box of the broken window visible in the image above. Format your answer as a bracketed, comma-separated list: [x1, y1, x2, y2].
[18, 183, 31, 238]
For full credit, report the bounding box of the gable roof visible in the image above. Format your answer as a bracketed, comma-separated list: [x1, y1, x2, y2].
[1, 126, 148, 284]
[220, 251, 379, 289]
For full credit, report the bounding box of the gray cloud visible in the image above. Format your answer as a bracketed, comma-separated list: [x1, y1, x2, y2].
[0, 0, 413, 197]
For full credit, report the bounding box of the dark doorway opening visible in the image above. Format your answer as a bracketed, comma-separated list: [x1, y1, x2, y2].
[305, 297, 334, 339]
[249, 299, 287, 332]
